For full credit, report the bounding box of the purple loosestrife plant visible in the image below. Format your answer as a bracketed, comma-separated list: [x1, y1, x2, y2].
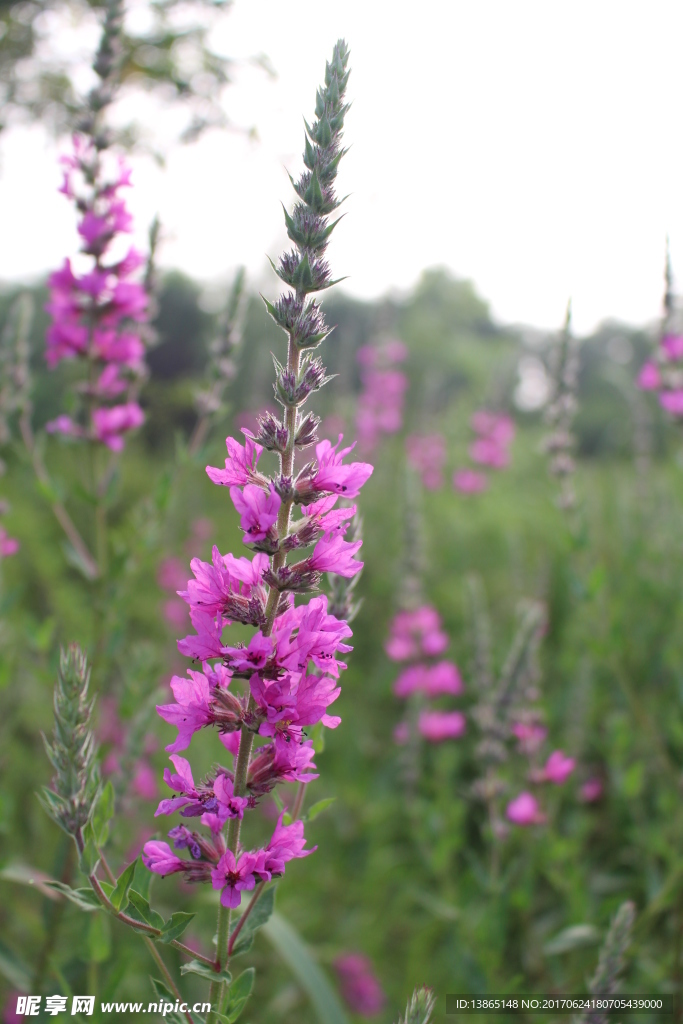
[7, 0, 152, 581]
[140, 40, 374, 1022]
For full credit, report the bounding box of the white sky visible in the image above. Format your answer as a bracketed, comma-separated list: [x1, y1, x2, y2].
[2, 0, 683, 334]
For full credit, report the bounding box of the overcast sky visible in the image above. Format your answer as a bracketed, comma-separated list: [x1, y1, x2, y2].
[2, 0, 682, 334]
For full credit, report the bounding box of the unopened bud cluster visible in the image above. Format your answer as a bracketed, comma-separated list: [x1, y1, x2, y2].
[41, 644, 100, 836]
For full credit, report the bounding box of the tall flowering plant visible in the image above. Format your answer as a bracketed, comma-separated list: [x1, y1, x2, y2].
[40, 39, 373, 1023]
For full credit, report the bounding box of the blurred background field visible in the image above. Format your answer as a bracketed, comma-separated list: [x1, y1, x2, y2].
[2, 264, 683, 1021]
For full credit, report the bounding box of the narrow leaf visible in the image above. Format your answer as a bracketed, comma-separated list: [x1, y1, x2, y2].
[262, 912, 350, 1024]
[305, 797, 336, 822]
[44, 881, 102, 911]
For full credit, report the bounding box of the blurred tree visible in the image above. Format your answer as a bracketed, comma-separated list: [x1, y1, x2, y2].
[0, 0, 269, 145]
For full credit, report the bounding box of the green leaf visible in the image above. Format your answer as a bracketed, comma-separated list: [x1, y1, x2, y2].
[543, 924, 600, 955]
[149, 978, 187, 1024]
[110, 860, 137, 912]
[127, 890, 164, 931]
[78, 834, 100, 876]
[180, 959, 231, 984]
[305, 797, 336, 822]
[91, 780, 115, 847]
[44, 881, 103, 911]
[230, 885, 276, 957]
[87, 912, 112, 963]
[262, 912, 350, 1024]
[132, 857, 153, 901]
[0, 939, 32, 990]
[222, 968, 255, 1022]
[158, 911, 195, 943]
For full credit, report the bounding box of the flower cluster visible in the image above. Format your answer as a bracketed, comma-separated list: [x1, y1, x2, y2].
[44, 135, 148, 452]
[387, 605, 465, 744]
[637, 333, 683, 418]
[453, 410, 515, 494]
[356, 339, 409, 452]
[333, 953, 386, 1017]
[405, 433, 447, 490]
[143, 42, 372, 925]
[505, 737, 576, 826]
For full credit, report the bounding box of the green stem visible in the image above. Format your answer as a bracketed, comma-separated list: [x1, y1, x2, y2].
[207, 326, 302, 1024]
[228, 881, 267, 956]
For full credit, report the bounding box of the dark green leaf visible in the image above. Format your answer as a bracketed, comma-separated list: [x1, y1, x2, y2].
[132, 857, 153, 901]
[180, 959, 231, 983]
[149, 978, 187, 1024]
[158, 911, 195, 943]
[127, 890, 164, 931]
[223, 968, 255, 1022]
[92, 780, 115, 847]
[110, 860, 137, 912]
[78, 832, 100, 876]
[229, 885, 276, 956]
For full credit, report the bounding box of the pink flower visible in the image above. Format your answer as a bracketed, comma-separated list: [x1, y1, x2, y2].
[453, 468, 488, 494]
[46, 415, 85, 439]
[206, 431, 263, 487]
[506, 791, 545, 825]
[385, 605, 448, 661]
[471, 411, 515, 446]
[211, 849, 259, 908]
[156, 671, 215, 752]
[92, 402, 145, 450]
[511, 722, 548, 755]
[247, 735, 319, 795]
[158, 557, 188, 592]
[580, 777, 604, 803]
[0, 528, 19, 557]
[132, 762, 158, 801]
[406, 433, 447, 490]
[418, 710, 466, 742]
[637, 361, 661, 390]
[230, 484, 281, 543]
[142, 841, 186, 876]
[178, 547, 268, 622]
[394, 661, 463, 698]
[311, 436, 374, 497]
[334, 953, 386, 1017]
[309, 530, 363, 577]
[470, 437, 509, 469]
[261, 812, 316, 876]
[543, 750, 575, 785]
[662, 334, 683, 360]
[660, 389, 683, 416]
